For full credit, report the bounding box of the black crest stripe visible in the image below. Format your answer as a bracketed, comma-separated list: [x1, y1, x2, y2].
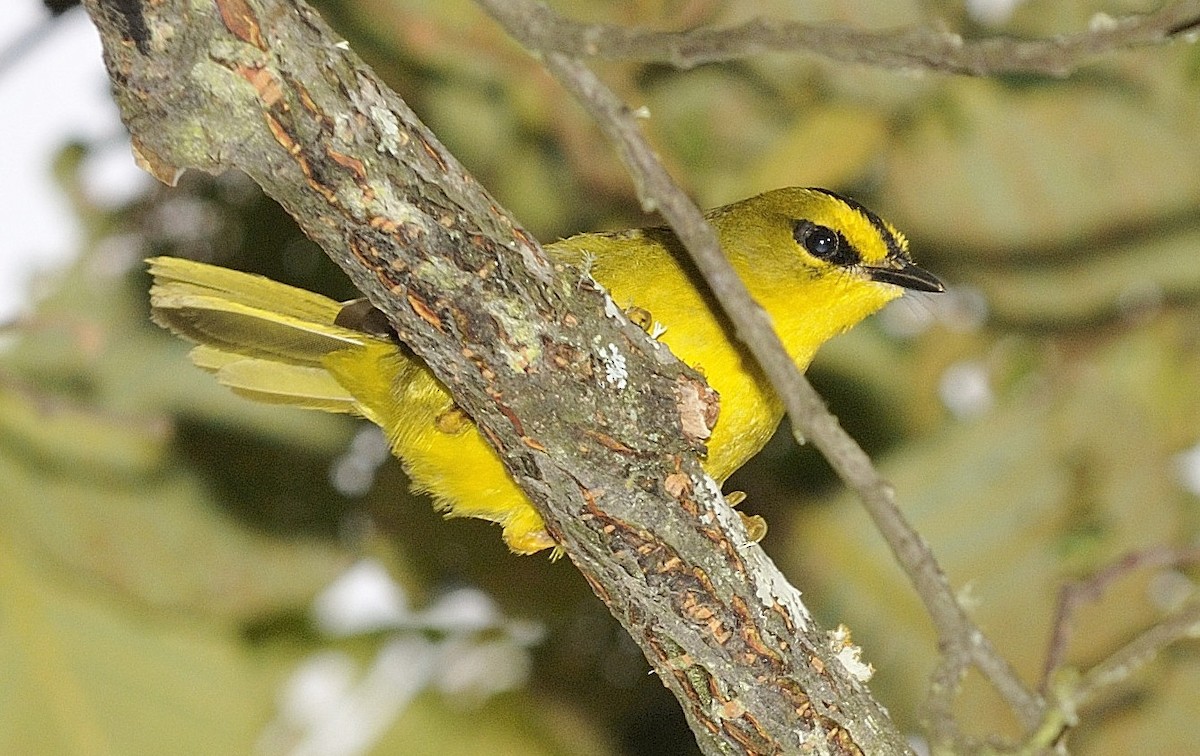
[808, 187, 907, 262]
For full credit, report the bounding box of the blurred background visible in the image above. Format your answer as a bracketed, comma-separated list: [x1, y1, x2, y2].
[2, 0, 1199, 753]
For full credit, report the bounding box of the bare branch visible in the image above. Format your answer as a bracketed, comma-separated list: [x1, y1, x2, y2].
[922, 651, 980, 753]
[481, 0, 1200, 75]
[477, 0, 1043, 734]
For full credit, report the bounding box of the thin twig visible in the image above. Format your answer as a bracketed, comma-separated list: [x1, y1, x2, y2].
[477, 0, 1043, 730]
[1019, 602, 1200, 753]
[1041, 545, 1200, 692]
[1072, 601, 1200, 707]
[480, 0, 1200, 75]
[923, 653, 974, 752]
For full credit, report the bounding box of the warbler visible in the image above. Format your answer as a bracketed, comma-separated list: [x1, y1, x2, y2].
[149, 187, 942, 554]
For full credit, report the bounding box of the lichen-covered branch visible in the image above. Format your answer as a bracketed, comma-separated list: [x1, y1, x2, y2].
[83, 0, 912, 752]
[478, 0, 1200, 75]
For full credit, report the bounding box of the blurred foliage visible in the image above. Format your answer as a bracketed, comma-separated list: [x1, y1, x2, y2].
[4, 0, 1200, 753]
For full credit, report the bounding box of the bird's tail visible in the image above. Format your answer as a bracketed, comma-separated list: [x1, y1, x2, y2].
[147, 256, 556, 555]
[146, 256, 400, 423]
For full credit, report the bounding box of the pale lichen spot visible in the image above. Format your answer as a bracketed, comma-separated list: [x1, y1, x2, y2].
[370, 105, 403, 156]
[332, 113, 355, 143]
[752, 553, 813, 633]
[829, 624, 875, 682]
[603, 296, 624, 321]
[368, 193, 429, 235]
[598, 343, 628, 390]
[486, 298, 544, 373]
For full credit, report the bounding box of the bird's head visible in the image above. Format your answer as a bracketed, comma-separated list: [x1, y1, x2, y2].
[709, 187, 943, 358]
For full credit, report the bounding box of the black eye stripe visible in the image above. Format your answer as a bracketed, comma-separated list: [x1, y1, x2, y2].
[793, 220, 860, 267]
[808, 187, 906, 262]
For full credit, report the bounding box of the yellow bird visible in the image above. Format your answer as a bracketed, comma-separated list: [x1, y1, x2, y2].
[148, 187, 942, 554]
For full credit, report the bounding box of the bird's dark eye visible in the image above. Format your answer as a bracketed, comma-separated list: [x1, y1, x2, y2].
[793, 222, 857, 266]
[804, 226, 838, 258]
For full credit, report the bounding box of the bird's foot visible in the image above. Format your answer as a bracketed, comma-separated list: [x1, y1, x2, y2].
[725, 490, 767, 543]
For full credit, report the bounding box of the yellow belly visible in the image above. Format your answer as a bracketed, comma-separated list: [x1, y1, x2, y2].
[341, 233, 791, 554]
[324, 345, 552, 553]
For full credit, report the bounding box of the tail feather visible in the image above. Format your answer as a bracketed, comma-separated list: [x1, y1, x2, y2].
[147, 256, 344, 323]
[148, 256, 368, 365]
[190, 345, 360, 414]
[148, 256, 395, 415]
[150, 288, 367, 366]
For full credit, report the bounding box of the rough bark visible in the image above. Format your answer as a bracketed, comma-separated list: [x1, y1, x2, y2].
[83, 0, 913, 752]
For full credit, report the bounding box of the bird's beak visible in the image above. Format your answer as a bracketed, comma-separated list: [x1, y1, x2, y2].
[866, 259, 944, 293]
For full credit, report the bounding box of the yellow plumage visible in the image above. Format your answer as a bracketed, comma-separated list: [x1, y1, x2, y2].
[149, 187, 941, 554]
